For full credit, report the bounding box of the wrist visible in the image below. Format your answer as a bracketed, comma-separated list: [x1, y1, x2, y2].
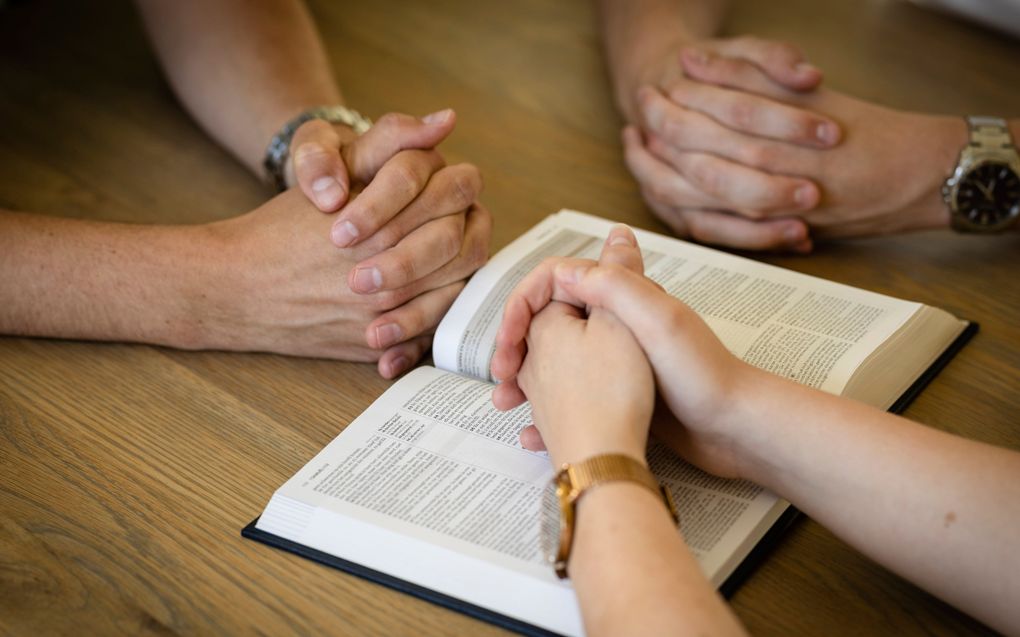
[168, 219, 249, 352]
[612, 36, 688, 124]
[905, 114, 969, 231]
[712, 364, 793, 484]
[547, 420, 649, 469]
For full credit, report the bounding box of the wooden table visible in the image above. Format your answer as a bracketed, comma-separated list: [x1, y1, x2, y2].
[2, 1, 1017, 634]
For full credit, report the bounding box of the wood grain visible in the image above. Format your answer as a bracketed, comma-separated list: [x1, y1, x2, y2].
[0, 0, 1016, 635]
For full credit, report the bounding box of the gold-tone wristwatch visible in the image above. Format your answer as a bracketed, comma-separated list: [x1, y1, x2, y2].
[539, 453, 679, 579]
[942, 116, 1020, 233]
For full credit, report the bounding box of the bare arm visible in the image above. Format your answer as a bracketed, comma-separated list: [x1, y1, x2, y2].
[723, 371, 1020, 634]
[494, 232, 1020, 634]
[134, 0, 342, 178]
[0, 210, 214, 348]
[596, 0, 727, 120]
[507, 231, 746, 636]
[570, 484, 746, 636]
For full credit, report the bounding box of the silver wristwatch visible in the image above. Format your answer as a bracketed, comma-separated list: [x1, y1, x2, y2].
[262, 105, 372, 191]
[941, 116, 1020, 233]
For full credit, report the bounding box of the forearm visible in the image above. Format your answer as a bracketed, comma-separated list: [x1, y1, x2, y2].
[135, 0, 342, 177]
[596, 0, 727, 117]
[0, 210, 218, 349]
[570, 481, 745, 636]
[731, 367, 1020, 634]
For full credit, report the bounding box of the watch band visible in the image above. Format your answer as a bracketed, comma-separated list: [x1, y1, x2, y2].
[966, 116, 1015, 150]
[551, 453, 678, 579]
[262, 105, 372, 192]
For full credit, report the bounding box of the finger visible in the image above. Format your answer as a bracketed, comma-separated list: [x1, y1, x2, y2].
[377, 333, 433, 379]
[366, 280, 465, 349]
[644, 141, 820, 216]
[693, 37, 822, 91]
[331, 149, 445, 248]
[290, 119, 351, 211]
[361, 163, 483, 253]
[343, 109, 456, 183]
[637, 89, 816, 174]
[519, 425, 547, 452]
[599, 224, 645, 273]
[350, 214, 465, 294]
[362, 203, 492, 313]
[675, 208, 812, 252]
[351, 206, 467, 296]
[552, 263, 683, 358]
[492, 376, 528, 411]
[622, 125, 717, 211]
[490, 256, 599, 382]
[667, 81, 840, 148]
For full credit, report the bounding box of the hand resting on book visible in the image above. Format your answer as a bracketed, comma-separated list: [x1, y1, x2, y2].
[491, 226, 1020, 635]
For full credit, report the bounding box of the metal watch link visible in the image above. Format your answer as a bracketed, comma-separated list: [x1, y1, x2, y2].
[262, 105, 372, 191]
[942, 116, 1020, 233]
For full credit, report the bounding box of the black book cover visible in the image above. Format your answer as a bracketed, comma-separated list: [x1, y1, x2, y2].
[242, 321, 977, 636]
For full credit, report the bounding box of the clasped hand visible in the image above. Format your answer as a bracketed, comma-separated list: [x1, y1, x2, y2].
[200, 110, 490, 377]
[491, 226, 753, 477]
[626, 37, 959, 251]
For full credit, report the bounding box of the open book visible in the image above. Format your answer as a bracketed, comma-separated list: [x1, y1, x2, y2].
[244, 210, 974, 637]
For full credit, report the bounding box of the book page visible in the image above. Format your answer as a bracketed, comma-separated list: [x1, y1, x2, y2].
[435, 210, 922, 397]
[257, 366, 787, 635]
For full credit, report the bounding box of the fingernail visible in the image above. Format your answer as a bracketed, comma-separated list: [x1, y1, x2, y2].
[331, 220, 360, 247]
[388, 356, 410, 378]
[609, 225, 636, 246]
[794, 185, 816, 208]
[796, 62, 819, 74]
[375, 323, 404, 348]
[353, 266, 382, 293]
[793, 239, 814, 254]
[785, 224, 806, 242]
[422, 108, 453, 125]
[815, 122, 839, 145]
[312, 176, 344, 209]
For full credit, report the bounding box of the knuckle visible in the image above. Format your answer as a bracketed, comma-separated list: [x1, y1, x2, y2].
[376, 112, 402, 130]
[396, 305, 428, 338]
[295, 117, 331, 140]
[663, 302, 694, 333]
[645, 134, 670, 158]
[660, 115, 684, 142]
[738, 143, 772, 168]
[686, 158, 724, 196]
[374, 222, 403, 250]
[726, 99, 757, 130]
[391, 162, 423, 197]
[449, 166, 480, 209]
[369, 289, 404, 313]
[393, 252, 418, 285]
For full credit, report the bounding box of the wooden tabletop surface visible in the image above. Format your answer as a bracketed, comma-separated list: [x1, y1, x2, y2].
[1, 0, 1018, 635]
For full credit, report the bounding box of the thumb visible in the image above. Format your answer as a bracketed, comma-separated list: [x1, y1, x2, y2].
[343, 109, 456, 183]
[289, 118, 352, 212]
[598, 224, 645, 273]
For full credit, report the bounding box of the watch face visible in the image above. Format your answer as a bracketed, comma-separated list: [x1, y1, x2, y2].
[955, 161, 1020, 227]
